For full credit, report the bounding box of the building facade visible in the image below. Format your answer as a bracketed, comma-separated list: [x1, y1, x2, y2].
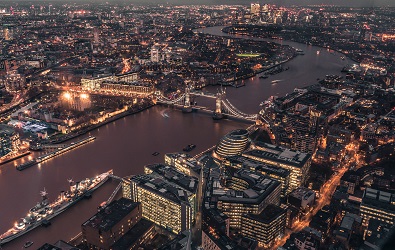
[241, 204, 286, 248]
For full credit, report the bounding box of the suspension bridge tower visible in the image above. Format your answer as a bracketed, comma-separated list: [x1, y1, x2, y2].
[213, 92, 224, 120]
[182, 87, 193, 113]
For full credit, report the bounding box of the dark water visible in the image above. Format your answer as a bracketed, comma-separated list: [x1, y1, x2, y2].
[0, 26, 350, 248]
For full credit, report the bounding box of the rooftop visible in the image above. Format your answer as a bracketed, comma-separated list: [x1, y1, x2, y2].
[128, 173, 193, 205]
[82, 198, 140, 232]
[111, 218, 154, 250]
[217, 169, 281, 204]
[289, 187, 315, 200]
[225, 155, 290, 178]
[144, 163, 198, 193]
[243, 143, 311, 168]
[243, 204, 286, 224]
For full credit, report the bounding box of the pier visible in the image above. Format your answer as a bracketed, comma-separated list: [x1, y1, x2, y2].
[17, 136, 96, 171]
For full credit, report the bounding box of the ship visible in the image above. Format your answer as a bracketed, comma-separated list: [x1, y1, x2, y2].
[295, 49, 305, 55]
[0, 170, 113, 246]
[259, 75, 268, 79]
[271, 80, 281, 84]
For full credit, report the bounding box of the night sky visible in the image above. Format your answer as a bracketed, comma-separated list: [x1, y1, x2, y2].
[114, 0, 391, 7]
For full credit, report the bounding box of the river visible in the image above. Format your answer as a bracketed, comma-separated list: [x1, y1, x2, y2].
[197, 26, 353, 114]
[0, 26, 351, 249]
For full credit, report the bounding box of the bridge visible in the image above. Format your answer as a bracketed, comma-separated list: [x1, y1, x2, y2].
[155, 87, 259, 122]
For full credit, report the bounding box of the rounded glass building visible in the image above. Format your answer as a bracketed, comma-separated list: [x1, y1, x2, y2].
[215, 129, 249, 158]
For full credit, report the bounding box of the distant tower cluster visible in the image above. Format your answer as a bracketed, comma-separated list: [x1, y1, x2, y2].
[251, 3, 261, 16]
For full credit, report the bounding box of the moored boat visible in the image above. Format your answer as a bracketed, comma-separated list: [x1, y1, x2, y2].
[0, 170, 112, 246]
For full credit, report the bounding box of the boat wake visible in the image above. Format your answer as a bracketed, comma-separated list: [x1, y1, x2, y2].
[160, 110, 170, 118]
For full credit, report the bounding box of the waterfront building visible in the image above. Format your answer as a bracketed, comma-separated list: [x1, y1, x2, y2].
[223, 155, 291, 196]
[0, 124, 20, 157]
[243, 143, 311, 192]
[100, 81, 154, 96]
[81, 198, 144, 249]
[143, 163, 198, 214]
[215, 129, 250, 159]
[164, 152, 201, 177]
[216, 169, 281, 228]
[122, 167, 195, 234]
[360, 188, 395, 226]
[241, 204, 286, 248]
[81, 71, 140, 91]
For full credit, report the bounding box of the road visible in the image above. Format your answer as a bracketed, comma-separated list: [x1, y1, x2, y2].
[272, 166, 348, 249]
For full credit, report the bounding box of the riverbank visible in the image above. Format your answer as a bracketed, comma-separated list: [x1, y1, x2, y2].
[47, 102, 155, 145]
[195, 27, 297, 87]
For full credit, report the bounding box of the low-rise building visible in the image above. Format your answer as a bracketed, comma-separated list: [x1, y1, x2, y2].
[241, 204, 286, 248]
[81, 198, 143, 249]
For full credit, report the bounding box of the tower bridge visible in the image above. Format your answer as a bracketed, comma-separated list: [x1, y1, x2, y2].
[155, 87, 260, 123]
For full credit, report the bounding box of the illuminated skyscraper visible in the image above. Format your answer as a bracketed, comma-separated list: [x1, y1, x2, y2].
[251, 3, 261, 16]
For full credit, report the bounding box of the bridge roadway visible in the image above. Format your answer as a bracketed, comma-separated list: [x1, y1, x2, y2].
[156, 102, 256, 124]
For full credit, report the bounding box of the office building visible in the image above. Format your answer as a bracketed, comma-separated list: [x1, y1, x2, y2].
[360, 188, 395, 226]
[223, 155, 291, 196]
[243, 143, 311, 192]
[216, 169, 281, 228]
[241, 204, 286, 248]
[151, 45, 161, 62]
[123, 165, 196, 234]
[164, 152, 201, 177]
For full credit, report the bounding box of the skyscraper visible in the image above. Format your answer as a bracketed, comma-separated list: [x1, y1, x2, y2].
[251, 3, 261, 16]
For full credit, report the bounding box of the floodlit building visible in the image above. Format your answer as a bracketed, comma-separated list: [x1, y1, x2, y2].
[123, 164, 197, 234]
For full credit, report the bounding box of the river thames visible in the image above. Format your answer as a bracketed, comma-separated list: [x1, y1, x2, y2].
[0, 26, 351, 249]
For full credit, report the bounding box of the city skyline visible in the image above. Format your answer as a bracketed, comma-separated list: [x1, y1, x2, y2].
[2, 0, 395, 7]
[0, 2, 394, 249]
